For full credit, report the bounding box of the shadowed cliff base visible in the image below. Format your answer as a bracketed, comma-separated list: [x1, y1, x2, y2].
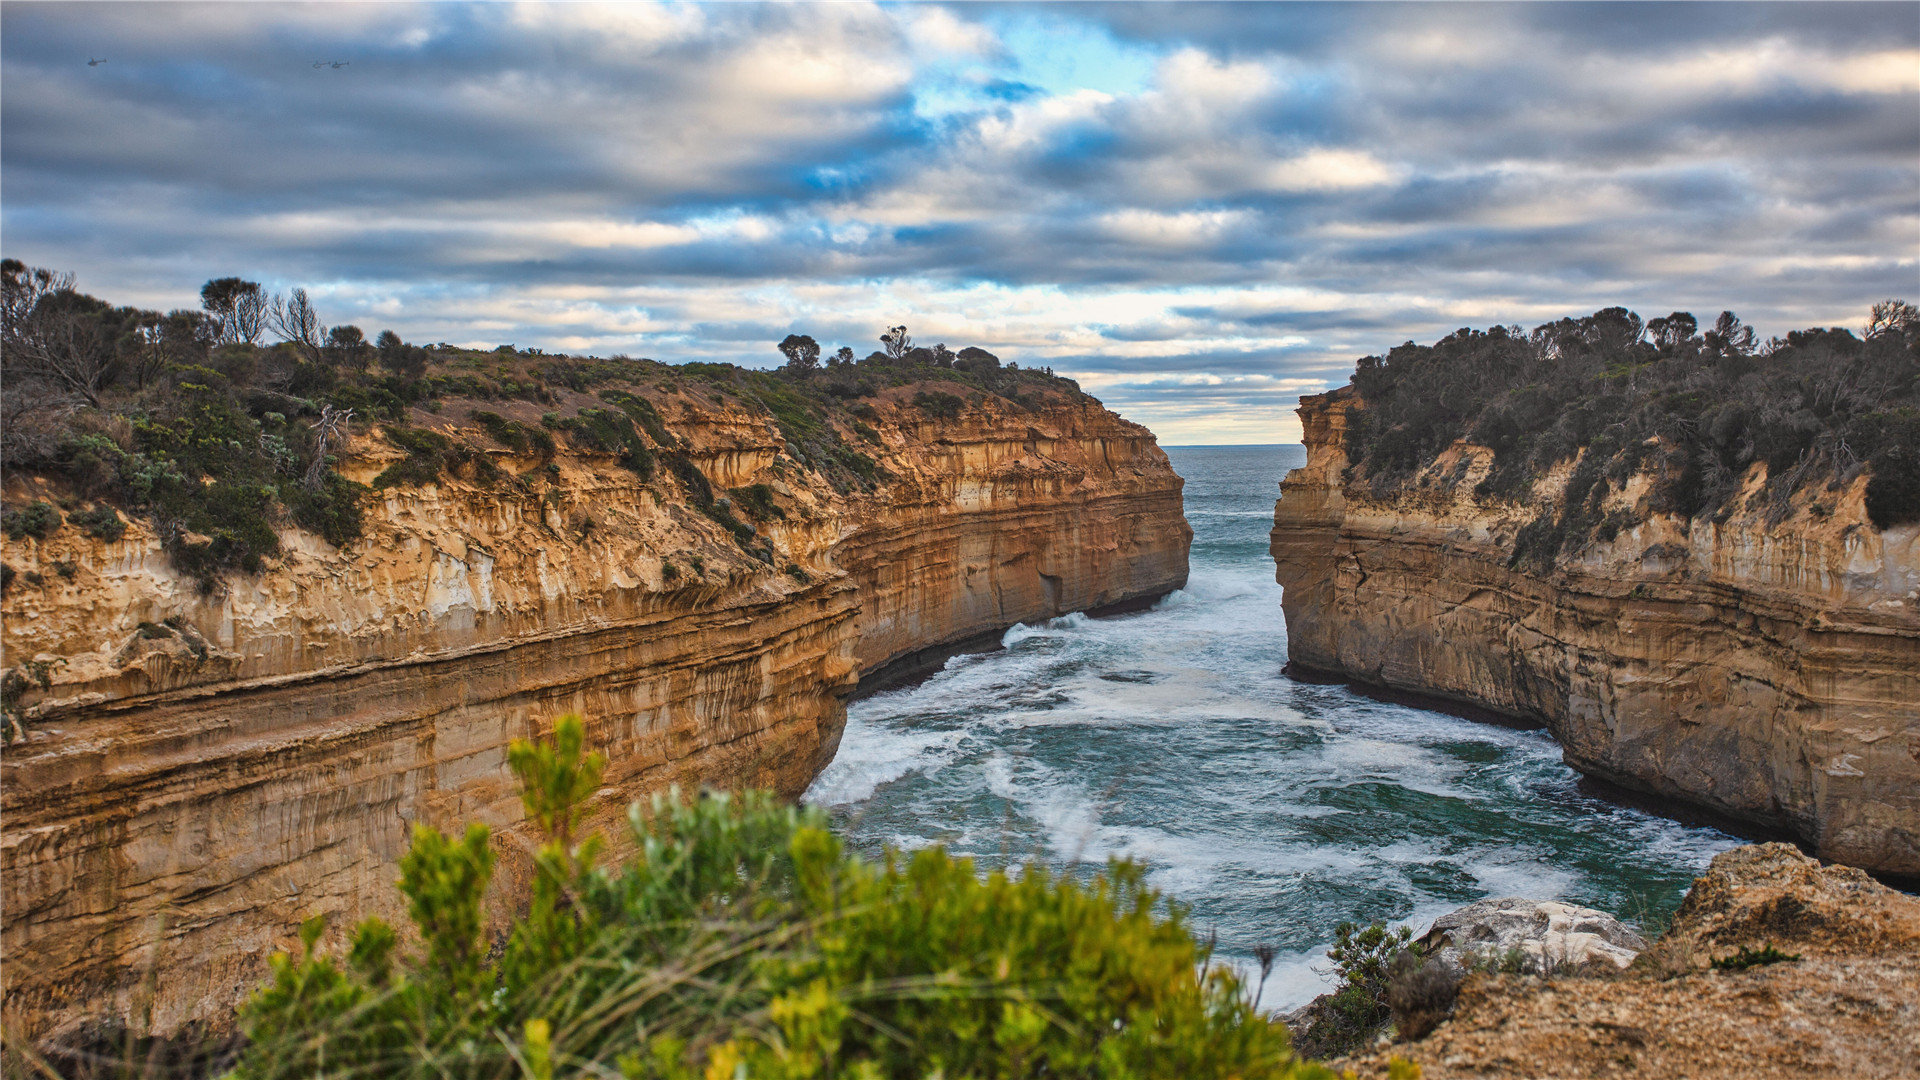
[1281, 659, 1546, 731]
[1277, 660, 1877, 878]
[853, 588, 1185, 701]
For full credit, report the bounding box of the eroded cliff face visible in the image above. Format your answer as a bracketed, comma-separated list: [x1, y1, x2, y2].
[1272, 389, 1920, 876]
[0, 384, 1188, 1044]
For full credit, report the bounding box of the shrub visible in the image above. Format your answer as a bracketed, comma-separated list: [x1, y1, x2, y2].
[233, 719, 1331, 1080]
[3, 500, 63, 541]
[728, 483, 785, 522]
[1295, 921, 1412, 1059]
[1711, 943, 1801, 971]
[552, 409, 654, 478]
[913, 390, 964, 419]
[372, 425, 454, 489]
[599, 389, 673, 447]
[1385, 952, 1462, 1041]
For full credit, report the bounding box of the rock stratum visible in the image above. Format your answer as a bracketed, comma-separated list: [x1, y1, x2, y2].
[0, 383, 1189, 1045]
[1272, 388, 1920, 877]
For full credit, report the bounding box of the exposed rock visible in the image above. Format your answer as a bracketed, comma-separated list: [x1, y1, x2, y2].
[1421, 898, 1646, 974]
[1272, 388, 1920, 876]
[1336, 843, 1920, 1079]
[0, 381, 1190, 1045]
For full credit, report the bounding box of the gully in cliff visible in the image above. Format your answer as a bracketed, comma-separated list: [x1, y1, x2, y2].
[0, 265, 1192, 1051]
[1273, 304, 1920, 880]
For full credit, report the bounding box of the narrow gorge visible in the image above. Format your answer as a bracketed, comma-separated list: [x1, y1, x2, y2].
[0, 371, 1189, 1046]
[1272, 384, 1920, 879]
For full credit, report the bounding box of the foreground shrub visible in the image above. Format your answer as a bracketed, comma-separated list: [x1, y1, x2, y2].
[1293, 920, 1412, 1059]
[235, 717, 1330, 1079]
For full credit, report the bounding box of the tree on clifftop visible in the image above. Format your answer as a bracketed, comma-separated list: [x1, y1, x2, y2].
[777, 333, 820, 372]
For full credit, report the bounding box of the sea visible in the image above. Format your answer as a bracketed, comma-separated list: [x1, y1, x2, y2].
[803, 443, 1739, 1010]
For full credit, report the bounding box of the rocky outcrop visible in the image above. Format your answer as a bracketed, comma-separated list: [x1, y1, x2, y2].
[0, 381, 1189, 1045]
[1272, 388, 1920, 876]
[1338, 843, 1920, 1079]
[1420, 899, 1645, 975]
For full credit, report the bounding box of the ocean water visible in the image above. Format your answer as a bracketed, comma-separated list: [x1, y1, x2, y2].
[804, 444, 1738, 1010]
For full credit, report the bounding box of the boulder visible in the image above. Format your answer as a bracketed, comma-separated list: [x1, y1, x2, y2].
[1420, 897, 1646, 974]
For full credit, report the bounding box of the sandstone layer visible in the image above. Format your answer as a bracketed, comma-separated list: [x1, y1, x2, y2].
[1337, 843, 1920, 1079]
[1272, 388, 1920, 876]
[0, 383, 1189, 1045]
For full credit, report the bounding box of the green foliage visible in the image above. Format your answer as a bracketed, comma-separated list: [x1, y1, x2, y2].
[1710, 943, 1801, 971]
[283, 471, 369, 550]
[374, 425, 455, 489]
[3, 500, 63, 541]
[1295, 921, 1413, 1059]
[600, 389, 674, 447]
[551, 408, 654, 478]
[729, 483, 785, 522]
[234, 719, 1331, 1080]
[1340, 307, 1920, 550]
[913, 390, 964, 419]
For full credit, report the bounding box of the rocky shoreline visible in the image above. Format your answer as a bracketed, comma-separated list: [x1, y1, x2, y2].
[1327, 843, 1920, 1079]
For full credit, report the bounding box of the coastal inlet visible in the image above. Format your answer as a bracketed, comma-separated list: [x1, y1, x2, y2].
[806, 444, 1740, 1010]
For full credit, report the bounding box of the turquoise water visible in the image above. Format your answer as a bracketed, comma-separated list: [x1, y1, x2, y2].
[805, 444, 1737, 1009]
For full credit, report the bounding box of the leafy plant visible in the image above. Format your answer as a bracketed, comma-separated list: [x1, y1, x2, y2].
[233, 717, 1333, 1080]
[1295, 920, 1413, 1058]
[3, 500, 62, 541]
[1711, 943, 1801, 971]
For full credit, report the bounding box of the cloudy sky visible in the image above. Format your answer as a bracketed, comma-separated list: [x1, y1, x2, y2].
[4, 2, 1916, 443]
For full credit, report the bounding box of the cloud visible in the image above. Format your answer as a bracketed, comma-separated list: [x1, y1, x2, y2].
[2, 1, 1914, 445]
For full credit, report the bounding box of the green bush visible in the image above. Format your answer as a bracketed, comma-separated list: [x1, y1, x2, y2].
[234, 718, 1331, 1080]
[552, 409, 654, 479]
[913, 390, 964, 420]
[1294, 921, 1412, 1059]
[729, 483, 785, 522]
[3, 500, 63, 541]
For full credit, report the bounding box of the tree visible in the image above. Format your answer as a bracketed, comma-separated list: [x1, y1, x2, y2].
[326, 324, 369, 370]
[777, 333, 820, 372]
[881, 325, 912, 360]
[1, 277, 122, 407]
[269, 287, 325, 363]
[201, 277, 267, 344]
[833, 345, 855, 367]
[1, 259, 73, 338]
[1866, 299, 1918, 339]
[1646, 311, 1698, 351]
[1706, 311, 1756, 355]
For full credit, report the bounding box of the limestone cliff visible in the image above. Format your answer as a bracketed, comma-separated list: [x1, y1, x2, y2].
[0, 382, 1188, 1044]
[1272, 388, 1919, 877]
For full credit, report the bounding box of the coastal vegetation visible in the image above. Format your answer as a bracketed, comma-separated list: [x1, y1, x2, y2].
[1337, 302, 1920, 570]
[0, 261, 1083, 588]
[222, 717, 1332, 1080]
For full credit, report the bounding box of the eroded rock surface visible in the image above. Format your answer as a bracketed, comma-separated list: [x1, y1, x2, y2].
[1339, 843, 1920, 1080]
[0, 382, 1189, 1044]
[1272, 389, 1920, 875]
[1422, 898, 1646, 975]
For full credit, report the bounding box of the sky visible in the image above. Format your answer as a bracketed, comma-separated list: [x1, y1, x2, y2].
[3, 2, 1916, 444]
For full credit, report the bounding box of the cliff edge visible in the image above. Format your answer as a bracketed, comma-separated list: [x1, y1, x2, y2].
[1272, 383, 1919, 877]
[1, 364, 1188, 1045]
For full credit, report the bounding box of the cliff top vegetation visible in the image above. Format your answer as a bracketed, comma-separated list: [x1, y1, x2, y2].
[1334, 302, 1920, 568]
[0, 261, 1083, 586]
